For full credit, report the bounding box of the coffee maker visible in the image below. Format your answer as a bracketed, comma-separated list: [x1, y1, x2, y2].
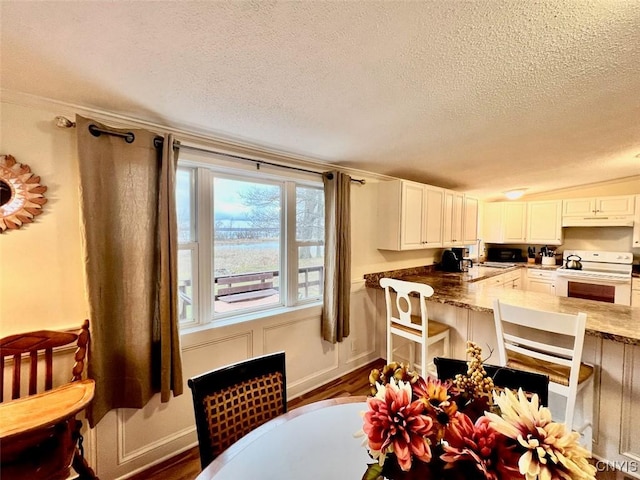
[452, 247, 473, 272]
[441, 249, 463, 272]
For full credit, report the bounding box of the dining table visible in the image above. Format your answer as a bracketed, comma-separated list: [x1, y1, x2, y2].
[196, 395, 372, 479]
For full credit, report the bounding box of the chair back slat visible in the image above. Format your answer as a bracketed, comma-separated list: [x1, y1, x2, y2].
[502, 333, 575, 362]
[0, 356, 4, 400]
[45, 347, 54, 391]
[29, 350, 38, 396]
[12, 354, 21, 400]
[506, 343, 573, 368]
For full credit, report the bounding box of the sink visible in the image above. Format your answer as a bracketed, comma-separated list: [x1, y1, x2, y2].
[479, 262, 516, 269]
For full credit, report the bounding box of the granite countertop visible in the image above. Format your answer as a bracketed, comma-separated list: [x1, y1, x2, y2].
[364, 264, 640, 346]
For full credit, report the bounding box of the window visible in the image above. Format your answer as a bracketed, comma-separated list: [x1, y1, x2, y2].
[176, 160, 324, 328]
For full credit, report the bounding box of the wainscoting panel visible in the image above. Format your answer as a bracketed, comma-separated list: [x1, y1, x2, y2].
[346, 281, 377, 364]
[263, 314, 339, 391]
[93, 330, 255, 479]
[620, 343, 640, 464]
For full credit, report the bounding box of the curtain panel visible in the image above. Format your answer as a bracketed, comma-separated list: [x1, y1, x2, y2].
[76, 116, 183, 427]
[321, 170, 351, 343]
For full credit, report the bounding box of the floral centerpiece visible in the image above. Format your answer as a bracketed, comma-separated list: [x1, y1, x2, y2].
[358, 342, 596, 480]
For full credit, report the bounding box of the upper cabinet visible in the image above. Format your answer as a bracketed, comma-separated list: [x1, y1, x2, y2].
[483, 202, 527, 244]
[563, 195, 635, 217]
[443, 191, 479, 247]
[377, 180, 477, 251]
[484, 194, 636, 245]
[462, 195, 479, 245]
[526, 200, 562, 245]
[562, 195, 635, 227]
[377, 180, 444, 250]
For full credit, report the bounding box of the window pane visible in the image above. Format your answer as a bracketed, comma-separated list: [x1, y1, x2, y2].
[296, 186, 324, 242]
[178, 248, 195, 324]
[213, 178, 282, 314]
[298, 245, 324, 300]
[176, 168, 194, 243]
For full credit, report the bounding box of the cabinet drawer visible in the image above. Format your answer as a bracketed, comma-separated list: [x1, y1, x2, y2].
[526, 269, 556, 280]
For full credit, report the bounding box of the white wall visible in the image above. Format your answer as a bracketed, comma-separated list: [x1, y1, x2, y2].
[0, 101, 88, 335]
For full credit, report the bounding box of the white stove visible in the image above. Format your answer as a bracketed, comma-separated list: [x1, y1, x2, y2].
[555, 250, 633, 305]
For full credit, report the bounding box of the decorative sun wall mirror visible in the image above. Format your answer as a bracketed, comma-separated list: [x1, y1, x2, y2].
[0, 154, 48, 232]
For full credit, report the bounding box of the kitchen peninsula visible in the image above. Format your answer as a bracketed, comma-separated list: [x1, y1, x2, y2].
[364, 264, 640, 345]
[364, 264, 640, 474]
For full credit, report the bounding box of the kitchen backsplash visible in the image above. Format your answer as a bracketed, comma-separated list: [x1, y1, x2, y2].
[484, 227, 638, 263]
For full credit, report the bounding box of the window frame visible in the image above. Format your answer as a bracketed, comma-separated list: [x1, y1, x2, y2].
[176, 152, 324, 330]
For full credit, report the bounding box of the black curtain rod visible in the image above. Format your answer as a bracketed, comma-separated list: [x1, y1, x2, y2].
[152, 136, 365, 184]
[82, 121, 365, 183]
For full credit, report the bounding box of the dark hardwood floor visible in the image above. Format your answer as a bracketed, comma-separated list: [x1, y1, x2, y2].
[129, 358, 385, 480]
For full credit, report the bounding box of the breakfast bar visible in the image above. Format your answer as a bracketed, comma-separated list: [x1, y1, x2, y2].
[364, 264, 640, 345]
[364, 263, 640, 473]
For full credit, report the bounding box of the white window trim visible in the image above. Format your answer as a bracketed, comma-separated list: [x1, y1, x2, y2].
[177, 152, 324, 330]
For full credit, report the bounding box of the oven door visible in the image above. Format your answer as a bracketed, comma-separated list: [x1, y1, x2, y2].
[555, 274, 631, 306]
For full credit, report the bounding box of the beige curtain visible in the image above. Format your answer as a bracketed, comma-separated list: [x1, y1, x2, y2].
[76, 116, 183, 427]
[321, 171, 351, 343]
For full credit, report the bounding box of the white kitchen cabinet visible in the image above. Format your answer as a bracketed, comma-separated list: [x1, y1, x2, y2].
[504, 269, 522, 289]
[526, 200, 562, 245]
[461, 195, 479, 245]
[442, 190, 463, 246]
[474, 269, 521, 290]
[377, 180, 444, 250]
[443, 191, 479, 247]
[525, 269, 556, 295]
[482, 202, 526, 244]
[563, 195, 635, 217]
[423, 185, 445, 246]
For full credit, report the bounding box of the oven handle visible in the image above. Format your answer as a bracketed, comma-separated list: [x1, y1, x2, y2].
[555, 273, 631, 284]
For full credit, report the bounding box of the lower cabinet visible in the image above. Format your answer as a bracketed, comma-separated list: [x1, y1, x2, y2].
[525, 269, 556, 295]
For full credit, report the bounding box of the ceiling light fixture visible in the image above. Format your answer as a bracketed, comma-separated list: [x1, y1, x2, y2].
[503, 188, 527, 200]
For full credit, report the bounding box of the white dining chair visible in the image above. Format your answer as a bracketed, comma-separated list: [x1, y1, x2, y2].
[379, 278, 450, 377]
[492, 299, 594, 449]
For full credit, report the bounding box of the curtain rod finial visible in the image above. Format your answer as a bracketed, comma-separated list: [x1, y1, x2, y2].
[55, 116, 76, 128]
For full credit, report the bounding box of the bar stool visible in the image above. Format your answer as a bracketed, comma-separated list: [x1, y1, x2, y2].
[492, 299, 594, 449]
[379, 278, 450, 377]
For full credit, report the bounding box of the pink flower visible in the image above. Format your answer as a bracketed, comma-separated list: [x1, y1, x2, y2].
[362, 379, 435, 471]
[441, 412, 521, 480]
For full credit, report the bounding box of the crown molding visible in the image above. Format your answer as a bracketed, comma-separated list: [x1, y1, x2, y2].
[1, 89, 394, 182]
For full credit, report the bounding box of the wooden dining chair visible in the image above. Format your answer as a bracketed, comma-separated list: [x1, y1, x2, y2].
[493, 299, 594, 448]
[380, 278, 450, 377]
[433, 356, 550, 406]
[188, 351, 287, 470]
[0, 319, 98, 479]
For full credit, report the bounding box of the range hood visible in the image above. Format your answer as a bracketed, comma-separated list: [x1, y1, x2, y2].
[562, 215, 634, 227]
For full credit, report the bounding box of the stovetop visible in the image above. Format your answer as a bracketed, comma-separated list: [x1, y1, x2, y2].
[558, 250, 633, 280]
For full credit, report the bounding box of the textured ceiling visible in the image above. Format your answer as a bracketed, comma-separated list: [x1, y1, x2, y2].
[1, 1, 639, 199]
